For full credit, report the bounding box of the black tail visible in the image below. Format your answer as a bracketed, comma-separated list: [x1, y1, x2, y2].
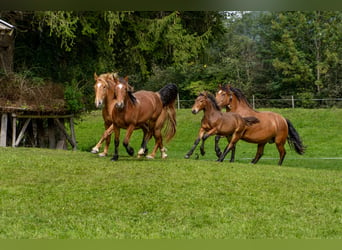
[159, 83, 178, 106]
[243, 116, 260, 126]
[286, 119, 306, 155]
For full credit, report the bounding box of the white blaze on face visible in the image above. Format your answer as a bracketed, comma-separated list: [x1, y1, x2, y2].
[118, 84, 124, 89]
[218, 90, 223, 94]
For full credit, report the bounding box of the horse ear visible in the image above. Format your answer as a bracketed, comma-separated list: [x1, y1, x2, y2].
[113, 72, 118, 79]
[94, 72, 98, 80]
[124, 76, 129, 82]
[218, 83, 222, 89]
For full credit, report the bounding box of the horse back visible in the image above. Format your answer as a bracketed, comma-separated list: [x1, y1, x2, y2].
[126, 91, 163, 124]
[242, 111, 288, 143]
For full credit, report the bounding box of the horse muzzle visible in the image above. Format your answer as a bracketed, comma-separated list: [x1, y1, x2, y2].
[115, 102, 124, 110]
[95, 100, 103, 109]
[192, 109, 199, 114]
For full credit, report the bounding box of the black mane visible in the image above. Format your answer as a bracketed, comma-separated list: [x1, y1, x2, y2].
[228, 86, 254, 109]
[128, 91, 137, 105]
[200, 92, 221, 111]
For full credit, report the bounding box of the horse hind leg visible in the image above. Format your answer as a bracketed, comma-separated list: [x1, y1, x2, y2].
[276, 142, 286, 166]
[146, 127, 166, 159]
[214, 135, 222, 157]
[217, 133, 240, 162]
[138, 127, 152, 158]
[251, 143, 266, 164]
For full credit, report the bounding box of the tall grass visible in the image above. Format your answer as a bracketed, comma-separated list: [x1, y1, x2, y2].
[0, 108, 341, 239]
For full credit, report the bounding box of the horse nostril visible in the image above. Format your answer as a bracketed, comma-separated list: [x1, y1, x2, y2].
[115, 102, 124, 109]
[192, 109, 197, 114]
[95, 100, 103, 108]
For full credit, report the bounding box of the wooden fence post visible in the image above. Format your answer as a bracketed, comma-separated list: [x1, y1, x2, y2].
[1, 113, 8, 147]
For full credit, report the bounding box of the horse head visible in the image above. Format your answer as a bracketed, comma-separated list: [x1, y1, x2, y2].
[93, 72, 119, 108]
[114, 76, 135, 110]
[216, 84, 233, 110]
[192, 92, 209, 114]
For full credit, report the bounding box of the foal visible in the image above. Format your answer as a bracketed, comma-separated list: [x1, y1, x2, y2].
[185, 92, 259, 162]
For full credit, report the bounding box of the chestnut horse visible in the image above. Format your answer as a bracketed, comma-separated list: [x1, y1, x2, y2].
[184, 92, 259, 162]
[215, 85, 305, 165]
[111, 77, 178, 161]
[91, 72, 148, 157]
[91, 72, 117, 156]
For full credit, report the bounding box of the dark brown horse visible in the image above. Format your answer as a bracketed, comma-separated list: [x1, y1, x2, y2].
[111, 77, 178, 161]
[215, 84, 305, 165]
[184, 92, 259, 162]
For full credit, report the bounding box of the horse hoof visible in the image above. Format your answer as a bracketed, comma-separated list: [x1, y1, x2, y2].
[146, 155, 155, 159]
[98, 153, 107, 157]
[111, 156, 119, 161]
[184, 155, 190, 159]
[127, 149, 134, 156]
[91, 148, 99, 154]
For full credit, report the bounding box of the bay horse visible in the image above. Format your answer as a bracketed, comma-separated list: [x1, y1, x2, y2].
[111, 77, 178, 161]
[91, 72, 148, 157]
[184, 92, 259, 162]
[215, 84, 306, 165]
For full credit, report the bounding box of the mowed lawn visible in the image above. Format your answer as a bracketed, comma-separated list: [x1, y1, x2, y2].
[0, 108, 341, 239]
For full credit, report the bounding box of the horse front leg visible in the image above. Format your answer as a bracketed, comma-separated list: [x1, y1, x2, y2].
[111, 126, 120, 161]
[91, 124, 113, 156]
[185, 129, 205, 159]
[123, 125, 135, 156]
[251, 143, 266, 164]
[199, 132, 213, 156]
[138, 125, 152, 158]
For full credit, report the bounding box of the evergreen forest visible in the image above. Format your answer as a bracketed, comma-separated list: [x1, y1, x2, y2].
[0, 11, 341, 112]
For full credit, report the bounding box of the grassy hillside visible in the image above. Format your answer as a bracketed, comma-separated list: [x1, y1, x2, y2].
[0, 108, 341, 239]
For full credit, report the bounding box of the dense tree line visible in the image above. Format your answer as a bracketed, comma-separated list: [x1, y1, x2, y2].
[0, 11, 341, 111]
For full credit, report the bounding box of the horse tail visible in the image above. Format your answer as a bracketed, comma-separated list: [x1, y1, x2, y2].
[286, 119, 306, 155]
[159, 83, 178, 107]
[158, 83, 178, 142]
[243, 116, 260, 126]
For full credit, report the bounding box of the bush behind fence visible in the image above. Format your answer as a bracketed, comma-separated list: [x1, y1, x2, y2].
[177, 96, 342, 109]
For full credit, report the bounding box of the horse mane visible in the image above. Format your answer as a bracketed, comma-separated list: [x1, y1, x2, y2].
[227, 86, 254, 109]
[200, 92, 221, 111]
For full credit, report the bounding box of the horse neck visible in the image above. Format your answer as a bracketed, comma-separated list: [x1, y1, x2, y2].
[104, 84, 116, 110]
[230, 97, 256, 116]
[203, 100, 221, 120]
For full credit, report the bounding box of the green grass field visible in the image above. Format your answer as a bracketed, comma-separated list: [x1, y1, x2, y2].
[0, 108, 341, 239]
